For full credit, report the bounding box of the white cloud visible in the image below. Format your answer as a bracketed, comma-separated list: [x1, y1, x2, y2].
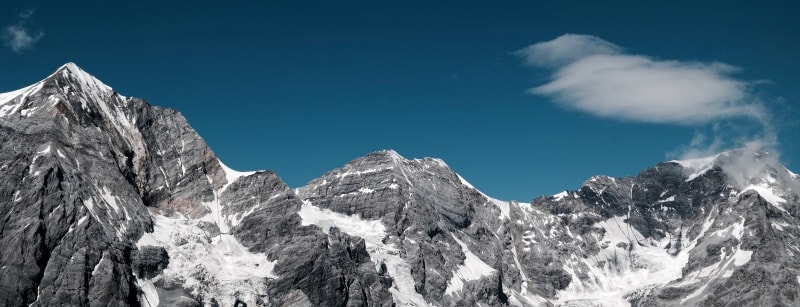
[515, 34, 622, 68]
[670, 121, 778, 161]
[676, 132, 726, 160]
[517, 34, 765, 125]
[3, 9, 44, 53]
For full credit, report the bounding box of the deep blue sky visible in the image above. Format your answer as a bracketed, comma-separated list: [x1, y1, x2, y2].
[2, 1, 799, 201]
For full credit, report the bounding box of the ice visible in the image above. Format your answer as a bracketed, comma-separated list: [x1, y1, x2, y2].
[91, 252, 107, 276]
[58, 64, 149, 160]
[20, 105, 42, 116]
[99, 187, 121, 214]
[672, 217, 753, 304]
[66, 215, 89, 234]
[218, 159, 256, 193]
[732, 249, 753, 266]
[508, 234, 551, 307]
[335, 187, 377, 198]
[556, 216, 697, 306]
[553, 190, 569, 201]
[658, 195, 675, 203]
[136, 277, 159, 307]
[61, 63, 114, 93]
[680, 246, 752, 304]
[83, 198, 99, 222]
[681, 283, 708, 304]
[490, 197, 511, 220]
[136, 212, 276, 306]
[28, 143, 55, 175]
[672, 154, 719, 181]
[741, 184, 787, 212]
[158, 166, 171, 189]
[2, 63, 112, 118]
[0, 82, 43, 117]
[458, 173, 511, 220]
[210, 234, 278, 280]
[0, 86, 29, 106]
[384, 149, 405, 161]
[710, 222, 749, 259]
[297, 200, 429, 306]
[444, 236, 496, 295]
[456, 174, 475, 189]
[358, 187, 375, 193]
[336, 166, 392, 179]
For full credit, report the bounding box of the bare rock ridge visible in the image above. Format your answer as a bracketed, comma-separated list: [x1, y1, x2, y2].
[0, 63, 391, 307]
[1, 63, 799, 306]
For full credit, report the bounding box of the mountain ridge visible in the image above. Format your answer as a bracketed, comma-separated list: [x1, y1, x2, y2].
[1, 63, 798, 306]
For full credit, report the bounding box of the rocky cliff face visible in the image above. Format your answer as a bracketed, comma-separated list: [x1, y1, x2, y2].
[292, 147, 800, 306]
[1, 63, 798, 306]
[0, 64, 392, 307]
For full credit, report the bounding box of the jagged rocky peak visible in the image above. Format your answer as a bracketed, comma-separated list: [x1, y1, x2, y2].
[672, 148, 784, 181]
[296, 150, 519, 305]
[3, 63, 800, 307]
[0, 63, 156, 306]
[669, 147, 799, 205]
[524, 147, 800, 306]
[340, 149, 452, 174]
[297, 148, 479, 223]
[1, 63, 391, 307]
[52, 62, 115, 93]
[0, 62, 116, 117]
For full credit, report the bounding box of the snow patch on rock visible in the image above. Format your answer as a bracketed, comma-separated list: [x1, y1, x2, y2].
[740, 184, 787, 211]
[136, 212, 276, 306]
[673, 155, 718, 181]
[553, 191, 569, 201]
[556, 216, 703, 306]
[136, 277, 160, 307]
[0, 82, 43, 117]
[218, 159, 256, 193]
[61, 62, 114, 93]
[457, 173, 512, 220]
[444, 236, 496, 295]
[297, 200, 429, 306]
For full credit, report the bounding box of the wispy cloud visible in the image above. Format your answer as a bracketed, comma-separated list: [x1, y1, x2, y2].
[516, 34, 622, 69]
[670, 121, 777, 158]
[516, 34, 765, 125]
[3, 9, 44, 53]
[518, 33, 793, 186]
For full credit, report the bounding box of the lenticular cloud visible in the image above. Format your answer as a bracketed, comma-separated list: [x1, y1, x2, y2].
[516, 34, 765, 125]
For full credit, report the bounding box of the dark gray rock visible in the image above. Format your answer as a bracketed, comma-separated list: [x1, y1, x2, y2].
[2, 63, 799, 307]
[0, 63, 394, 307]
[133, 246, 169, 279]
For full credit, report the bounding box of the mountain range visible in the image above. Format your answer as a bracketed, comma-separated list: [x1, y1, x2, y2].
[1, 63, 798, 306]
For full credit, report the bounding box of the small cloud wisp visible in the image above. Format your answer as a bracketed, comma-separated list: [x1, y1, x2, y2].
[3, 9, 44, 53]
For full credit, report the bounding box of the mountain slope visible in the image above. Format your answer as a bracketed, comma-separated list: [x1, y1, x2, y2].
[1, 63, 798, 306]
[0, 63, 392, 306]
[293, 144, 800, 306]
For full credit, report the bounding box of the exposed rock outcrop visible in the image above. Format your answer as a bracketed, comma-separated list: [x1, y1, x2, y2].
[2, 63, 798, 306]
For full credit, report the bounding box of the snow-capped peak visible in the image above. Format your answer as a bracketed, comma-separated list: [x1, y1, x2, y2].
[218, 159, 257, 193]
[1, 63, 120, 118]
[672, 148, 799, 207]
[671, 153, 722, 181]
[0, 83, 42, 116]
[55, 62, 115, 95]
[379, 149, 406, 163]
[672, 148, 791, 184]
